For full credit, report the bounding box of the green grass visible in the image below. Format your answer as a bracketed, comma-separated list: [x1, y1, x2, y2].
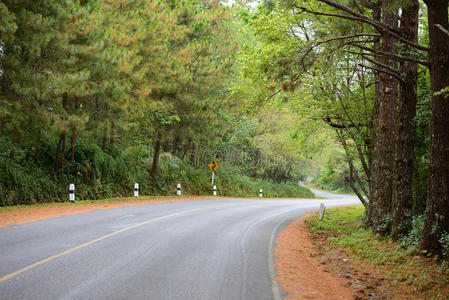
[306, 205, 364, 235]
[305, 206, 449, 298]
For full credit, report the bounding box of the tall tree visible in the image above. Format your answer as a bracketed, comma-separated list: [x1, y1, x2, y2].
[421, 0, 449, 256]
[391, 0, 420, 241]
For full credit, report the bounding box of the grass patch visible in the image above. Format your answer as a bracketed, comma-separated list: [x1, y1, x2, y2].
[305, 206, 449, 299]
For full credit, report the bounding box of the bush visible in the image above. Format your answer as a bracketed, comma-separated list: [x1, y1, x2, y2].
[440, 232, 449, 259]
[0, 138, 314, 205]
[399, 214, 425, 250]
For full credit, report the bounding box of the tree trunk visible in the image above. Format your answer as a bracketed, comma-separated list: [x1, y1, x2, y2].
[173, 135, 181, 156]
[190, 145, 196, 167]
[150, 135, 161, 179]
[102, 135, 107, 151]
[366, 3, 381, 226]
[54, 133, 66, 175]
[60, 132, 66, 170]
[391, 0, 419, 241]
[70, 133, 76, 163]
[162, 140, 169, 153]
[34, 130, 41, 163]
[368, 1, 399, 235]
[180, 140, 190, 160]
[110, 122, 114, 146]
[421, 0, 449, 256]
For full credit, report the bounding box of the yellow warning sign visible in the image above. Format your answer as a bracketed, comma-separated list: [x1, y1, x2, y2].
[208, 160, 220, 172]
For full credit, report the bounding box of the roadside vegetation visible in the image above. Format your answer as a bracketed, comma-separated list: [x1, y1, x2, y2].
[306, 206, 449, 298]
[0, 136, 313, 206]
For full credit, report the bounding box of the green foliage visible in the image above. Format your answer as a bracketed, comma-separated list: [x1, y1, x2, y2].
[399, 214, 425, 250]
[440, 233, 449, 259]
[0, 134, 314, 205]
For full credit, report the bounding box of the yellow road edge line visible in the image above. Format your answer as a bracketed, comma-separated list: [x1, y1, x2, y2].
[0, 205, 222, 283]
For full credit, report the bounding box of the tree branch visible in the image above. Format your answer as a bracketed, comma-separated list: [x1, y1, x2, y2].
[294, 2, 428, 52]
[436, 24, 449, 38]
[359, 55, 402, 79]
[300, 33, 379, 69]
[348, 42, 429, 66]
[359, 64, 403, 82]
[345, 176, 368, 206]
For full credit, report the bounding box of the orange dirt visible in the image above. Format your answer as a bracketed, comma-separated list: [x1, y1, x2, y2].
[274, 211, 354, 300]
[0, 196, 218, 228]
[274, 212, 417, 300]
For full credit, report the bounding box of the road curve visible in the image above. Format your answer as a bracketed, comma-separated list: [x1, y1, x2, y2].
[0, 194, 360, 300]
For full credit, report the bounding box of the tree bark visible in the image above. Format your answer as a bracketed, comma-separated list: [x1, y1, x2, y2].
[60, 132, 66, 170]
[162, 140, 170, 153]
[190, 145, 196, 167]
[368, 1, 399, 235]
[109, 122, 114, 146]
[34, 130, 41, 163]
[70, 133, 76, 163]
[391, 0, 419, 241]
[54, 133, 66, 175]
[102, 135, 107, 151]
[150, 134, 161, 179]
[173, 135, 181, 156]
[180, 140, 190, 160]
[421, 0, 449, 256]
[366, 3, 381, 226]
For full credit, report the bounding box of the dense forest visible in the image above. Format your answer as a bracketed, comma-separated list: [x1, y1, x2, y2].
[0, 0, 315, 206]
[1, 0, 449, 258]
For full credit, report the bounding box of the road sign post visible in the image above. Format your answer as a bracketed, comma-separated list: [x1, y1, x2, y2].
[208, 160, 220, 186]
[69, 184, 75, 202]
[134, 183, 139, 198]
[319, 203, 326, 221]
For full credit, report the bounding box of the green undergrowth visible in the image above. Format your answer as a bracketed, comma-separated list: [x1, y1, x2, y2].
[306, 206, 449, 298]
[0, 140, 314, 206]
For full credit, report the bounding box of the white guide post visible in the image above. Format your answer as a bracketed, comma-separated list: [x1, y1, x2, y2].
[213, 185, 217, 196]
[259, 189, 263, 198]
[177, 183, 181, 196]
[69, 184, 75, 202]
[134, 183, 139, 198]
[319, 203, 326, 221]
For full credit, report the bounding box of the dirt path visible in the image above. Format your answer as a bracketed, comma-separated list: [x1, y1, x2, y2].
[0, 197, 217, 228]
[274, 211, 410, 300]
[274, 211, 354, 300]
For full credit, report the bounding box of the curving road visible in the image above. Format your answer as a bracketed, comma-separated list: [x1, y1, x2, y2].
[0, 192, 360, 300]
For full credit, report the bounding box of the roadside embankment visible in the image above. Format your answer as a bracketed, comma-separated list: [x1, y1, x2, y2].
[275, 206, 449, 299]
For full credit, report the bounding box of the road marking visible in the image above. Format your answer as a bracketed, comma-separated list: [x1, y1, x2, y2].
[0, 205, 224, 283]
[268, 215, 292, 300]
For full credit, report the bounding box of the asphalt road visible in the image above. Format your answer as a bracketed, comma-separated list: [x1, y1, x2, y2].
[0, 191, 359, 300]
